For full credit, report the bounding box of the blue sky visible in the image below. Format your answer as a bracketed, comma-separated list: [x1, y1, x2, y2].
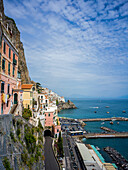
[4, 0, 128, 98]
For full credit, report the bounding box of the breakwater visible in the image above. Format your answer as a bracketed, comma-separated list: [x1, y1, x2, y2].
[79, 117, 128, 122]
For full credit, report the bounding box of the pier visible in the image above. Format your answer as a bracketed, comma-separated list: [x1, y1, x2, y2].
[79, 117, 128, 122]
[83, 132, 128, 139]
[100, 126, 117, 133]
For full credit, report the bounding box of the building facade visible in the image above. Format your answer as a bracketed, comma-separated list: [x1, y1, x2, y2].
[0, 21, 21, 115]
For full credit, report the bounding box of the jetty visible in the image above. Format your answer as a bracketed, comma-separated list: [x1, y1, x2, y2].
[83, 132, 128, 139]
[101, 126, 117, 133]
[79, 117, 128, 122]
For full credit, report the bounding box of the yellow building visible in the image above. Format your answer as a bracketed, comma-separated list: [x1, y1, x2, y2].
[21, 84, 35, 109]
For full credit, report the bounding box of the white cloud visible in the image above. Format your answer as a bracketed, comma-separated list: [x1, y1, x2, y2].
[4, 0, 128, 97]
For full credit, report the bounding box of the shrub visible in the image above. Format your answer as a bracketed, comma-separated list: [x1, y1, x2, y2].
[24, 130, 36, 153]
[21, 152, 28, 164]
[3, 157, 12, 170]
[22, 108, 32, 121]
[10, 132, 17, 143]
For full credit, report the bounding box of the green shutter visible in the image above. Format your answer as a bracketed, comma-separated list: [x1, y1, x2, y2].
[8, 62, 10, 74]
[9, 48, 11, 58]
[2, 58, 5, 70]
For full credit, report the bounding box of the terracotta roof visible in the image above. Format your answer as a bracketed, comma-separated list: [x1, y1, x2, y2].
[21, 84, 33, 89]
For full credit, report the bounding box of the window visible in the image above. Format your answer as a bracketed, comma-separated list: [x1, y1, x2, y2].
[1, 81, 4, 93]
[45, 114, 46, 116]
[13, 53, 17, 65]
[2, 58, 5, 71]
[1, 103, 3, 114]
[8, 62, 10, 75]
[48, 113, 50, 117]
[3, 41, 6, 54]
[41, 96, 43, 99]
[13, 53, 15, 60]
[9, 48, 11, 58]
[57, 129, 59, 132]
[7, 84, 10, 94]
[13, 65, 15, 76]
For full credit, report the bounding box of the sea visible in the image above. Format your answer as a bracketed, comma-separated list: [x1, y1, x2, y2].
[58, 99, 128, 162]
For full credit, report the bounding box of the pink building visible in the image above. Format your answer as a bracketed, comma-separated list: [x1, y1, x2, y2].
[0, 21, 21, 115]
[44, 108, 55, 127]
[44, 106, 61, 137]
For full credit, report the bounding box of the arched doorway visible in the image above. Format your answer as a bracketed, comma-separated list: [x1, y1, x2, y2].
[44, 129, 51, 137]
[14, 93, 18, 104]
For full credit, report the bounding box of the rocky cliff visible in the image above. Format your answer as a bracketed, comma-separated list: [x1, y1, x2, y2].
[0, 0, 31, 83]
[57, 100, 77, 112]
[0, 114, 45, 170]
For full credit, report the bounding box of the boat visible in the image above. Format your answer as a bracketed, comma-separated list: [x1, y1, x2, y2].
[96, 146, 100, 151]
[122, 110, 126, 113]
[117, 122, 119, 124]
[105, 106, 109, 108]
[110, 121, 113, 125]
[101, 122, 105, 125]
[107, 112, 109, 114]
[94, 111, 97, 113]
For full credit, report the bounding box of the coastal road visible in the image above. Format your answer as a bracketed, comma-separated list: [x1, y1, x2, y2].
[44, 136, 59, 170]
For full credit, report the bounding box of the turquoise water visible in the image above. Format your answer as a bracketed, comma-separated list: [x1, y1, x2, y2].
[58, 99, 128, 161]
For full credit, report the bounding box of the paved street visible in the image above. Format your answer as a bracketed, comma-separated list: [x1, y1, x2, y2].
[63, 133, 71, 170]
[44, 137, 59, 170]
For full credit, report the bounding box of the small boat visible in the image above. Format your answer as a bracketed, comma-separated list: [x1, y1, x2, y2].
[117, 122, 119, 124]
[101, 122, 105, 125]
[94, 111, 97, 113]
[107, 112, 109, 114]
[122, 110, 126, 113]
[110, 121, 113, 125]
[105, 106, 109, 108]
[96, 146, 100, 151]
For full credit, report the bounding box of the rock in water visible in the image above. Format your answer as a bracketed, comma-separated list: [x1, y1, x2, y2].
[57, 100, 77, 112]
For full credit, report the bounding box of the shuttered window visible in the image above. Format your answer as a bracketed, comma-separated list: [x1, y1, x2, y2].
[2, 58, 5, 71]
[8, 62, 10, 75]
[3, 41, 6, 54]
[7, 84, 10, 94]
[9, 48, 11, 58]
[1, 81, 4, 93]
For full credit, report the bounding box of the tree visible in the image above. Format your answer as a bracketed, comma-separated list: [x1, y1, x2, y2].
[22, 108, 32, 121]
[57, 132, 64, 158]
[36, 82, 42, 89]
[56, 99, 59, 106]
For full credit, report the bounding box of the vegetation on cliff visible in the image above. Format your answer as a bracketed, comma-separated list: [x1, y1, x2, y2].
[1, 115, 44, 170]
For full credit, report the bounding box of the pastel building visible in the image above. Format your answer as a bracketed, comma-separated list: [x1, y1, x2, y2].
[0, 21, 21, 115]
[44, 105, 61, 137]
[21, 84, 35, 110]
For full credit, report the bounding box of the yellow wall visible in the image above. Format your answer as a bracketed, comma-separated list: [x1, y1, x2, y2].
[22, 90, 33, 109]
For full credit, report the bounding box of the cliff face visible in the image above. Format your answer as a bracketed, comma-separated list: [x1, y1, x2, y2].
[0, 0, 31, 84]
[0, 114, 44, 170]
[57, 100, 77, 112]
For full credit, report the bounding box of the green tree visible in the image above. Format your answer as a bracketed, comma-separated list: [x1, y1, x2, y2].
[57, 132, 64, 158]
[22, 108, 32, 121]
[56, 99, 59, 106]
[36, 82, 42, 89]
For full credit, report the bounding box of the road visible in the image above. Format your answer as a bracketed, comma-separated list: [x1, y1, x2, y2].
[44, 136, 59, 170]
[63, 133, 71, 170]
